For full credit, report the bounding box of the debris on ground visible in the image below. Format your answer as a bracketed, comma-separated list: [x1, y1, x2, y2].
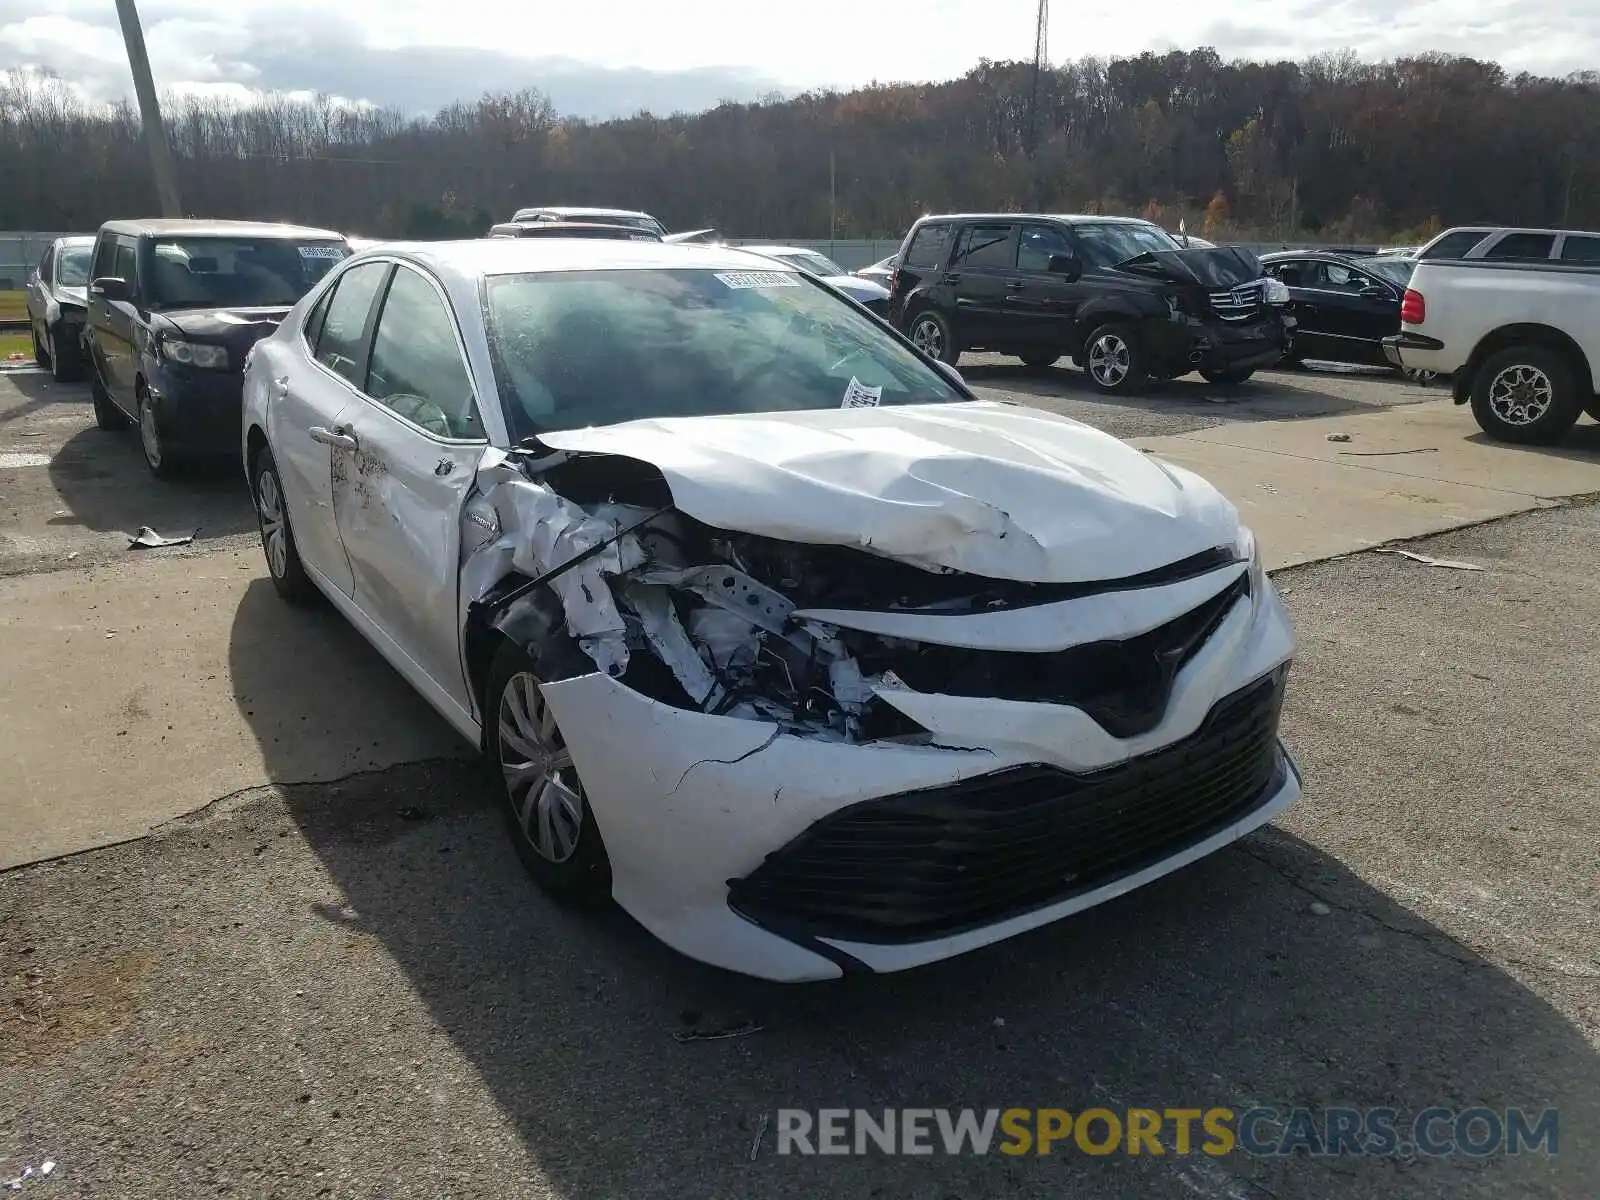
[749, 1113, 770, 1161]
[1309, 901, 1332, 916]
[128, 526, 196, 549]
[673, 1020, 763, 1043]
[1374, 548, 1485, 571]
[1327, 433, 1352, 443]
[1338, 447, 1438, 457]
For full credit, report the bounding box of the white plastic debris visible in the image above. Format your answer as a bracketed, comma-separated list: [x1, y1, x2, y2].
[39, 1163, 53, 1178]
[1309, 901, 1332, 916]
[749, 1112, 770, 1161]
[1373, 548, 1484, 571]
[128, 525, 196, 549]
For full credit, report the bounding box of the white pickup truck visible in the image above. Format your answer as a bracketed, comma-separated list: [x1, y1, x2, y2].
[1383, 259, 1600, 444]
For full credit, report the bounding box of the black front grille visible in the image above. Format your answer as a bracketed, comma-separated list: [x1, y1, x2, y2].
[1208, 281, 1266, 321]
[728, 669, 1288, 944]
[866, 573, 1249, 738]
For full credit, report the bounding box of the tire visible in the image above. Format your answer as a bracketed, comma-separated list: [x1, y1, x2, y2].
[488, 638, 613, 904]
[1082, 322, 1147, 395]
[90, 365, 128, 430]
[136, 387, 182, 479]
[1201, 367, 1256, 386]
[907, 309, 958, 364]
[1584, 396, 1600, 423]
[48, 323, 81, 383]
[1468, 345, 1583, 446]
[31, 323, 48, 367]
[251, 447, 317, 604]
[1020, 352, 1060, 370]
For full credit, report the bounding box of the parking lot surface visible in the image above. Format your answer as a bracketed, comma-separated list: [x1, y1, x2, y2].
[1, 360, 1596, 1197]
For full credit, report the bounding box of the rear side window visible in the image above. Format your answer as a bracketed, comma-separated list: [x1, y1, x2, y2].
[953, 224, 1016, 269]
[1483, 233, 1555, 261]
[1418, 230, 1488, 260]
[903, 223, 954, 270]
[313, 261, 388, 385]
[364, 266, 481, 440]
[1559, 235, 1600, 264]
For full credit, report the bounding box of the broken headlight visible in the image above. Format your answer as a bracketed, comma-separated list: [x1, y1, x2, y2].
[1263, 277, 1291, 306]
[1234, 524, 1267, 601]
[160, 338, 229, 371]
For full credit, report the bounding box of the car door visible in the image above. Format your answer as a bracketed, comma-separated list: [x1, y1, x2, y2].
[946, 222, 1018, 347]
[95, 235, 144, 402]
[1007, 222, 1083, 347]
[1312, 261, 1392, 364]
[269, 258, 392, 598]
[1263, 258, 1330, 356]
[329, 263, 487, 712]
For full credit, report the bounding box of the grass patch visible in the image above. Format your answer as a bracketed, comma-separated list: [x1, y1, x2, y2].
[0, 332, 34, 361]
[0, 291, 28, 322]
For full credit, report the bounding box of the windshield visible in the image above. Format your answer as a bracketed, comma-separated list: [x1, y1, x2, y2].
[1074, 223, 1182, 269]
[1357, 257, 1414, 286]
[485, 267, 964, 439]
[57, 246, 93, 287]
[146, 238, 349, 308]
[776, 251, 847, 277]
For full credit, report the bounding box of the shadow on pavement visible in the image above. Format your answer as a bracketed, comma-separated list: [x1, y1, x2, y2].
[1464, 422, 1600, 461]
[222, 584, 1598, 1197]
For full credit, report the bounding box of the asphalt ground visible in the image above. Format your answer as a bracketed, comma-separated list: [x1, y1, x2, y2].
[2, 359, 1595, 1198]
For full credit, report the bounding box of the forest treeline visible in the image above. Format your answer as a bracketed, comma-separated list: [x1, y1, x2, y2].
[2, 48, 1598, 241]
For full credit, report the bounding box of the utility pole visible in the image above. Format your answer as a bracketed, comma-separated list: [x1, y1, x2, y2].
[829, 149, 837, 255]
[1024, 0, 1049, 208]
[113, 0, 183, 216]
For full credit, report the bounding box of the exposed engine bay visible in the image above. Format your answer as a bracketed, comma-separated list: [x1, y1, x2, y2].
[460, 445, 1251, 747]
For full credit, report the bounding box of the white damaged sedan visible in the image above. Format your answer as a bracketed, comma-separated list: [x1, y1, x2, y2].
[241, 239, 1300, 982]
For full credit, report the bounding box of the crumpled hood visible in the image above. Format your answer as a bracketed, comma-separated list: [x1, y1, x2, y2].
[158, 306, 292, 340]
[1118, 246, 1263, 289]
[536, 401, 1239, 583]
[825, 275, 889, 302]
[58, 285, 88, 307]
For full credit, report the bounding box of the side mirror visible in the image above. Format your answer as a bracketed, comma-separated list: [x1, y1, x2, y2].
[91, 276, 130, 303]
[933, 359, 965, 388]
[1047, 253, 1082, 282]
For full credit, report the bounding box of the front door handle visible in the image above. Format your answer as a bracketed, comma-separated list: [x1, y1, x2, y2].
[1007, 280, 1026, 290]
[309, 425, 358, 451]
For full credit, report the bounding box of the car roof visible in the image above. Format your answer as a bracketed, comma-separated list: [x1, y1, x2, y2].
[98, 218, 346, 239]
[513, 206, 657, 220]
[55, 235, 95, 248]
[1258, 249, 1365, 262]
[363, 238, 802, 283]
[913, 213, 1159, 227]
[489, 221, 664, 238]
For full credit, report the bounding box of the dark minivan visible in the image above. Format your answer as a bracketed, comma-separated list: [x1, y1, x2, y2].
[888, 214, 1294, 394]
[85, 219, 350, 478]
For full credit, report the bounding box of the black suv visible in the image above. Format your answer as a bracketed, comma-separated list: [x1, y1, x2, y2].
[84, 219, 350, 478]
[888, 214, 1294, 394]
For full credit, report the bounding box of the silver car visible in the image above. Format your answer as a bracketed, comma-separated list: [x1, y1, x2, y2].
[239, 238, 1298, 982]
[24, 235, 94, 381]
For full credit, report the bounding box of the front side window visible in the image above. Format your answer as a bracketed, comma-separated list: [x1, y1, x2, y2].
[57, 245, 92, 287]
[1016, 224, 1073, 272]
[38, 246, 54, 281]
[146, 237, 349, 309]
[364, 267, 481, 439]
[1073, 223, 1181, 269]
[485, 268, 965, 440]
[312, 261, 389, 385]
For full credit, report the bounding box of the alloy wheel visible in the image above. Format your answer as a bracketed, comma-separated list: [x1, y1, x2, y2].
[498, 671, 585, 864]
[1487, 364, 1553, 426]
[138, 394, 163, 469]
[1088, 332, 1131, 388]
[256, 468, 289, 579]
[911, 316, 944, 359]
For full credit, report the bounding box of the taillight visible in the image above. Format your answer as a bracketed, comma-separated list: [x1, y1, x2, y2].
[889, 267, 899, 292]
[1400, 288, 1425, 324]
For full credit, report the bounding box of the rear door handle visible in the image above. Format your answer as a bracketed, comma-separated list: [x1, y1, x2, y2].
[309, 425, 358, 451]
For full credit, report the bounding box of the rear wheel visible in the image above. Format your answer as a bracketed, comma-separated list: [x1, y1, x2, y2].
[1082, 323, 1147, 395]
[252, 447, 317, 604]
[90, 365, 128, 430]
[1469, 345, 1582, 445]
[48, 323, 81, 383]
[1201, 367, 1256, 386]
[488, 639, 612, 904]
[907, 310, 958, 364]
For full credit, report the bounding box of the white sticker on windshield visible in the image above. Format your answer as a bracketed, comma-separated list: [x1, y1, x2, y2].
[299, 245, 346, 260]
[841, 377, 882, 409]
[715, 270, 801, 289]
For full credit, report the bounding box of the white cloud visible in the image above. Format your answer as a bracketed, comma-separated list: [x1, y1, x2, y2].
[2, 0, 1596, 118]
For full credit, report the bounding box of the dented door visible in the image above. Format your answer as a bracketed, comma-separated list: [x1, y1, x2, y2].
[329, 264, 487, 710]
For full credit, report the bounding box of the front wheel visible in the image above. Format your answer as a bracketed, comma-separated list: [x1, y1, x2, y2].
[907, 310, 958, 364]
[1469, 345, 1582, 446]
[253, 448, 317, 604]
[90, 365, 128, 430]
[1201, 367, 1256, 385]
[31, 323, 48, 367]
[488, 639, 613, 904]
[137, 388, 182, 479]
[1082, 323, 1147, 395]
[48, 324, 82, 383]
